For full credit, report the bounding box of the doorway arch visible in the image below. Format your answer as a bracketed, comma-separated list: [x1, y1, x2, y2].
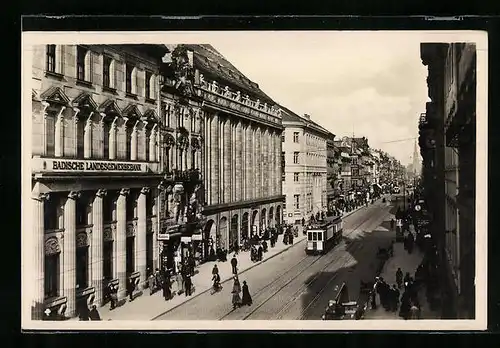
[230, 214, 239, 251]
[203, 219, 216, 259]
[261, 208, 267, 230]
[251, 210, 258, 236]
[219, 216, 228, 249]
[268, 207, 274, 228]
[242, 212, 249, 240]
[276, 205, 282, 225]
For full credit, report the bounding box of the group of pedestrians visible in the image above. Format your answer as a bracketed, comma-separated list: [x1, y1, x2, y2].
[211, 255, 253, 309]
[146, 265, 195, 303]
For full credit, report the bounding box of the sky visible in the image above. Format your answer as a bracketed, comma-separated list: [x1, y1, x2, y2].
[207, 32, 429, 166]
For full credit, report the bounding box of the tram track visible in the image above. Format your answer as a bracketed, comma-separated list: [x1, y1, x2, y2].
[219, 203, 388, 321]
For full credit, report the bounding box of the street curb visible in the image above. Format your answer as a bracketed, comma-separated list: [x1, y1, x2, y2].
[151, 235, 307, 320]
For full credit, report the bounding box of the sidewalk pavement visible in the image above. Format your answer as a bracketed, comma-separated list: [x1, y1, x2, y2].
[73, 204, 368, 321]
[364, 236, 440, 320]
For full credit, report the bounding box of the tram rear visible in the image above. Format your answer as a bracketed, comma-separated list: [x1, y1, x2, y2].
[305, 216, 343, 255]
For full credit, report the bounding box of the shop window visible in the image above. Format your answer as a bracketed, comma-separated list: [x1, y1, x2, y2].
[126, 237, 135, 274]
[76, 246, 89, 289]
[103, 241, 113, 280]
[44, 253, 59, 299]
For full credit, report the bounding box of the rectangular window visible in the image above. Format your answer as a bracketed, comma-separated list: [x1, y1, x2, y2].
[294, 172, 299, 182]
[76, 46, 87, 81]
[76, 246, 89, 289]
[103, 56, 112, 88]
[44, 197, 58, 230]
[103, 195, 114, 223]
[282, 134, 285, 142]
[126, 193, 136, 221]
[293, 132, 299, 143]
[293, 152, 299, 164]
[44, 254, 59, 298]
[318, 232, 323, 241]
[352, 158, 357, 165]
[145, 128, 151, 162]
[46, 45, 56, 73]
[103, 121, 111, 159]
[76, 198, 88, 226]
[103, 241, 113, 280]
[145, 71, 152, 99]
[294, 194, 300, 209]
[46, 115, 56, 157]
[76, 118, 85, 159]
[308, 232, 312, 241]
[126, 126, 133, 160]
[126, 64, 133, 94]
[312, 232, 318, 241]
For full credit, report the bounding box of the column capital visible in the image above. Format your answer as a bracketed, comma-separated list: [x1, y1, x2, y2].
[68, 191, 81, 200]
[96, 189, 107, 198]
[32, 192, 50, 202]
[140, 187, 150, 195]
[120, 188, 130, 196]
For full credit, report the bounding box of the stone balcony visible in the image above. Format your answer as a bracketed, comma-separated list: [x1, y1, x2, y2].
[197, 77, 282, 127]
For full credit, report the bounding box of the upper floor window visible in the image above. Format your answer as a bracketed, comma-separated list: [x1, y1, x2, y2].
[76, 46, 89, 82]
[294, 194, 300, 209]
[103, 56, 113, 88]
[293, 132, 299, 143]
[293, 152, 299, 164]
[126, 64, 134, 94]
[46, 45, 56, 73]
[282, 134, 285, 142]
[145, 71, 152, 99]
[352, 158, 357, 165]
[294, 172, 299, 182]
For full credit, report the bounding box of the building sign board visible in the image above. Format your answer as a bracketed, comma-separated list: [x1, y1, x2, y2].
[32, 157, 158, 174]
[192, 234, 202, 241]
[157, 233, 170, 241]
[181, 236, 192, 243]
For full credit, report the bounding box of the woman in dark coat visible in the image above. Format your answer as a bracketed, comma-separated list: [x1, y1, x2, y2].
[241, 280, 253, 306]
[163, 274, 172, 300]
[231, 276, 242, 309]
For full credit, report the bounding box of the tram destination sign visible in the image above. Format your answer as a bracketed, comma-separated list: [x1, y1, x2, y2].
[32, 157, 157, 174]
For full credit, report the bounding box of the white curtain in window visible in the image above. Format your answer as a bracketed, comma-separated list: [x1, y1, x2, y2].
[131, 67, 138, 95]
[84, 50, 93, 82]
[110, 59, 116, 89]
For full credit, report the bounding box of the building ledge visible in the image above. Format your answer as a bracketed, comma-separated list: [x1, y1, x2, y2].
[203, 195, 285, 215]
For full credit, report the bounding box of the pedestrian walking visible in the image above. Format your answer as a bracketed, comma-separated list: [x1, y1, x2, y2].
[396, 267, 403, 289]
[231, 276, 242, 309]
[108, 283, 118, 310]
[184, 272, 193, 297]
[176, 271, 184, 295]
[212, 264, 219, 276]
[148, 273, 156, 295]
[163, 274, 172, 300]
[89, 305, 101, 321]
[127, 278, 136, 302]
[257, 244, 263, 261]
[241, 280, 253, 306]
[231, 254, 238, 275]
[233, 241, 239, 255]
[390, 284, 400, 312]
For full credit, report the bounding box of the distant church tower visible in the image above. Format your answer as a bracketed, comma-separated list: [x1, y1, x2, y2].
[412, 139, 420, 176]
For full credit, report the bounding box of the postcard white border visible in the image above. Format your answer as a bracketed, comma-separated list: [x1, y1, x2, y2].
[21, 30, 488, 331]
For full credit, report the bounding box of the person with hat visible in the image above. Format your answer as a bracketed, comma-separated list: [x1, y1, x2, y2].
[231, 276, 242, 309]
[241, 280, 253, 306]
[231, 254, 238, 275]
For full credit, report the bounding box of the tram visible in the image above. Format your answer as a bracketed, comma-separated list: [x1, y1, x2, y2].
[305, 215, 343, 255]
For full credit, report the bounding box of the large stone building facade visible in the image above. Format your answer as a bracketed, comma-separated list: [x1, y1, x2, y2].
[174, 45, 285, 253]
[420, 42, 476, 319]
[281, 108, 329, 224]
[30, 44, 171, 320]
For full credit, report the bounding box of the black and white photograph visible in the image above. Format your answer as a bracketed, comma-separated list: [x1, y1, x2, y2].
[22, 30, 487, 330]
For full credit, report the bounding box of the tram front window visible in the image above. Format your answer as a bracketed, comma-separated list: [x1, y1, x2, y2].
[317, 233, 323, 241]
[308, 232, 312, 241]
[312, 232, 318, 241]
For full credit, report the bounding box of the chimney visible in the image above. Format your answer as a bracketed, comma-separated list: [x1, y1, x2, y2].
[303, 114, 310, 120]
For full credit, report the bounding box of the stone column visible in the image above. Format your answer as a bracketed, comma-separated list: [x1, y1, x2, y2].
[255, 127, 262, 198]
[131, 123, 138, 161]
[91, 189, 106, 306]
[152, 187, 160, 270]
[262, 128, 268, 197]
[137, 187, 148, 288]
[149, 129, 156, 162]
[276, 133, 281, 195]
[245, 124, 252, 200]
[32, 192, 49, 320]
[223, 118, 231, 203]
[84, 115, 93, 159]
[54, 107, 66, 157]
[235, 121, 243, 202]
[109, 119, 117, 160]
[210, 114, 220, 204]
[269, 130, 275, 196]
[63, 191, 79, 318]
[116, 188, 129, 299]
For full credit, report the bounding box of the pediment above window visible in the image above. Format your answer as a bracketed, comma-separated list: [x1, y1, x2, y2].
[40, 86, 71, 106]
[98, 99, 123, 117]
[123, 104, 143, 120]
[72, 92, 98, 111]
[143, 108, 158, 122]
[32, 89, 38, 100]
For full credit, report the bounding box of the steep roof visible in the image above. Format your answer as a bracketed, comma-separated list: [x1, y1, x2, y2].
[182, 44, 276, 105]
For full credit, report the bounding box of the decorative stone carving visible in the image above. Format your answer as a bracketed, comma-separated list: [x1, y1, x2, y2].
[120, 188, 130, 196]
[126, 222, 136, 237]
[141, 187, 150, 195]
[96, 189, 107, 198]
[171, 183, 184, 223]
[45, 237, 61, 255]
[68, 191, 81, 200]
[76, 232, 89, 248]
[103, 226, 114, 242]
